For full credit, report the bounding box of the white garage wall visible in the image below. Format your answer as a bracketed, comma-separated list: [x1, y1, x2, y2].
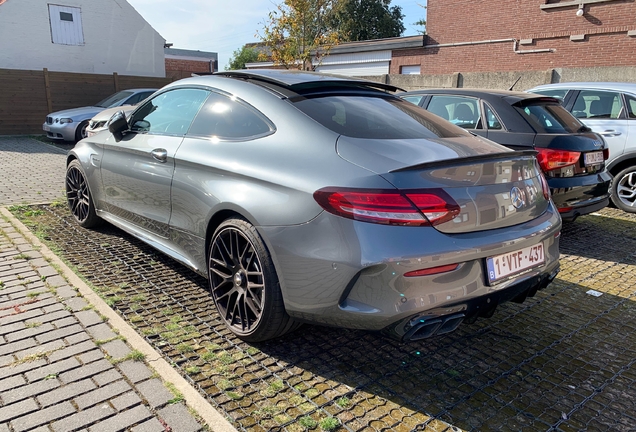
[315, 50, 391, 76]
[0, 0, 165, 77]
[316, 62, 390, 76]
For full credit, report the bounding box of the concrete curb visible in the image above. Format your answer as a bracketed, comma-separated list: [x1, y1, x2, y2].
[1, 206, 238, 432]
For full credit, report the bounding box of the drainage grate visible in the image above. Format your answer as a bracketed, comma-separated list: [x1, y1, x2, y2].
[13, 205, 636, 431]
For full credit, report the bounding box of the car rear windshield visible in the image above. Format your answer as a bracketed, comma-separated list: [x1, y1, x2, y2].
[292, 95, 469, 139]
[96, 91, 134, 108]
[514, 101, 584, 134]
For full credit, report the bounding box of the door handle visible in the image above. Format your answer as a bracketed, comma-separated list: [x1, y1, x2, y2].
[600, 130, 622, 137]
[150, 148, 168, 162]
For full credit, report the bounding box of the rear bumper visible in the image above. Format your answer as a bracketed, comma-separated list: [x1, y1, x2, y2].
[383, 264, 560, 341]
[259, 202, 562, 334]
[548, 170, 611, 219]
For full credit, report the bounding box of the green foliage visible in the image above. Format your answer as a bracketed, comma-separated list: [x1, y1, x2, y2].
[226, 45, 260, 70]
[320, 417, 340, 431]
[414, 3, 426, 35]
[299, 416, 318, 429]
[335, 396, 350, 407]
[185, 365, 200, 374]
[332, 0, 405, 42]
[259, 0, 341, 70]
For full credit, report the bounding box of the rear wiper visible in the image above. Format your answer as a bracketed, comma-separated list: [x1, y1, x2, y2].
[578, 125, 592, 133]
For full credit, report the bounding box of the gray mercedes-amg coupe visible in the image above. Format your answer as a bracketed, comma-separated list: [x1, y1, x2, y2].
[65, 70, 561, 342]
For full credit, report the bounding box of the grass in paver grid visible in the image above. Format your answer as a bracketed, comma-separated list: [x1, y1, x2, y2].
[9, 204, 636, 432]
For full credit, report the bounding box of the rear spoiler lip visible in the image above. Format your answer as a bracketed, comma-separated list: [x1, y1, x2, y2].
[389, 150, 539, 173]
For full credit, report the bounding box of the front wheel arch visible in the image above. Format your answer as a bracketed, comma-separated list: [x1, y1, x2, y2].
[207, 217, 299, 341]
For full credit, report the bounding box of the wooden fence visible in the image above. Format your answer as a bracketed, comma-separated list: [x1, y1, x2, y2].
[0, 68, 173, 136]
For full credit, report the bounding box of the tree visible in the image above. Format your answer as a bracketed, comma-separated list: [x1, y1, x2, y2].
[226, 45, 260, 70]
[414, 3, 426, 35]
[259, 0, 341, 70]
[332, 0, 405, 42]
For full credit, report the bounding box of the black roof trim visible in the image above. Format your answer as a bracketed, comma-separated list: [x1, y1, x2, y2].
[216, 69, 404, 93]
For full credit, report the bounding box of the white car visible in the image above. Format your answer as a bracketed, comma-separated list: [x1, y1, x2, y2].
[43, 88, 156, 141]
[528, 82, 636, 213]
[86, 106, 136, 137]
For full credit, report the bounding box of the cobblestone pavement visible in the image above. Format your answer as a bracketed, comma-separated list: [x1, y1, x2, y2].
[0, 137, 67, 206]
[0, 138, 232, 431]
[0, 218, 207, 431]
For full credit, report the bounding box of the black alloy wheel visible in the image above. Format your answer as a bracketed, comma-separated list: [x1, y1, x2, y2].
[65, 160, 101, 228]
[208, 218, 298, 342]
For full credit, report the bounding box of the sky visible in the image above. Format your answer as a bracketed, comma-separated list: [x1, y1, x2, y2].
[125, 0, 427, 70]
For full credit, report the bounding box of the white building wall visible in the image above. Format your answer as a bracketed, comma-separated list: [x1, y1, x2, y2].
[0, 0, 165, 77]
[315, 50, 391, 76]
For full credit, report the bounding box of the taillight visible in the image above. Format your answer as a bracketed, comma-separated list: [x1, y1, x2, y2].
[536, 148, 581, 171]
[313, 188, 460, 226]
[603, 148, 610, 160]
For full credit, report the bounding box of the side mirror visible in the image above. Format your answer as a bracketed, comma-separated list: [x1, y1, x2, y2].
[108, 111, 128, 142]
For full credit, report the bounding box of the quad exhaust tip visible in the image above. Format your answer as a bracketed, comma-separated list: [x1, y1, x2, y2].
[403, 313, 465, 341]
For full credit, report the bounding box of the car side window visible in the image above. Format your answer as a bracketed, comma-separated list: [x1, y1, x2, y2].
[483, 103, 502, 130]
[188, 92, 273, 140]
[428, 96, 481, 129]
[534, 89, 568, 101]
[571, 90, 622, 119]
[124, 93, 142, 105]
[625, 94, 636, 119]
[130, 88, 209, 136]
[125, 92, 153, 106]
[401, 95, 424, 106]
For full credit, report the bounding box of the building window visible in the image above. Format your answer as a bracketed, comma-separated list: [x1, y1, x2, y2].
[48, 5, 84, 46]
[59, 11, 73, 21]
[400, 65, 421, 75]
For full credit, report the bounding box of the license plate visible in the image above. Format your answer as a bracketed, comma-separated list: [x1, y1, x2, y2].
[584, 151, 604, 166]
[486, 243, 545, 284]
[43, 125, 50, 132]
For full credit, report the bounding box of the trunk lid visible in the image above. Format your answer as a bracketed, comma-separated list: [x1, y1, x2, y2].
[337, 136, 549, 233]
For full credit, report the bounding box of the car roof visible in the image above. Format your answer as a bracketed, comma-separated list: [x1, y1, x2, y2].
[214, 69, 404, 94]
[529, 82, 636, 94]
[126, 88, 158, 92]
[399, 88, 553, 105]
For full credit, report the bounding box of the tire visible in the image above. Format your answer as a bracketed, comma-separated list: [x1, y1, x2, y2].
[75, 120, 89, 142]
[611, 166, 636, 213]
[208, 218, 298, 342]
[65, 160, 102, 228]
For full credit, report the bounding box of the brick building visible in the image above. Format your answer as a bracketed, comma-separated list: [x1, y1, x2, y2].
[392, 0, 636, 75]
[164, 48, 218, 80]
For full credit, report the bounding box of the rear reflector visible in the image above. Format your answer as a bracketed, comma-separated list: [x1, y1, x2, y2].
[536, 148, 581, 171]
[404, 264, 460, 277]
[313, 188, 460, 226]
[558, 206, 573, 214]
[603, 148, 610, 160]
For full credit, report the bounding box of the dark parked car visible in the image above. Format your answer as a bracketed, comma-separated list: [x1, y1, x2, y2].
[66, 70, 561, 342]
[400, 89, 612, 222]
[528, 82, 636, 213]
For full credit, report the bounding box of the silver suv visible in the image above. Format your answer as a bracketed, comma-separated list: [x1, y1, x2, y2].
[528, 82, 636, 213]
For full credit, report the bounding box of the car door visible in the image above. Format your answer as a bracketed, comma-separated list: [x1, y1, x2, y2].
[567, 90, 629, 163]
[99, 87, 210, 237]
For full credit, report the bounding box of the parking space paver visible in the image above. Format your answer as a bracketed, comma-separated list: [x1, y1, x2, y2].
[0, 137, 233, 431]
